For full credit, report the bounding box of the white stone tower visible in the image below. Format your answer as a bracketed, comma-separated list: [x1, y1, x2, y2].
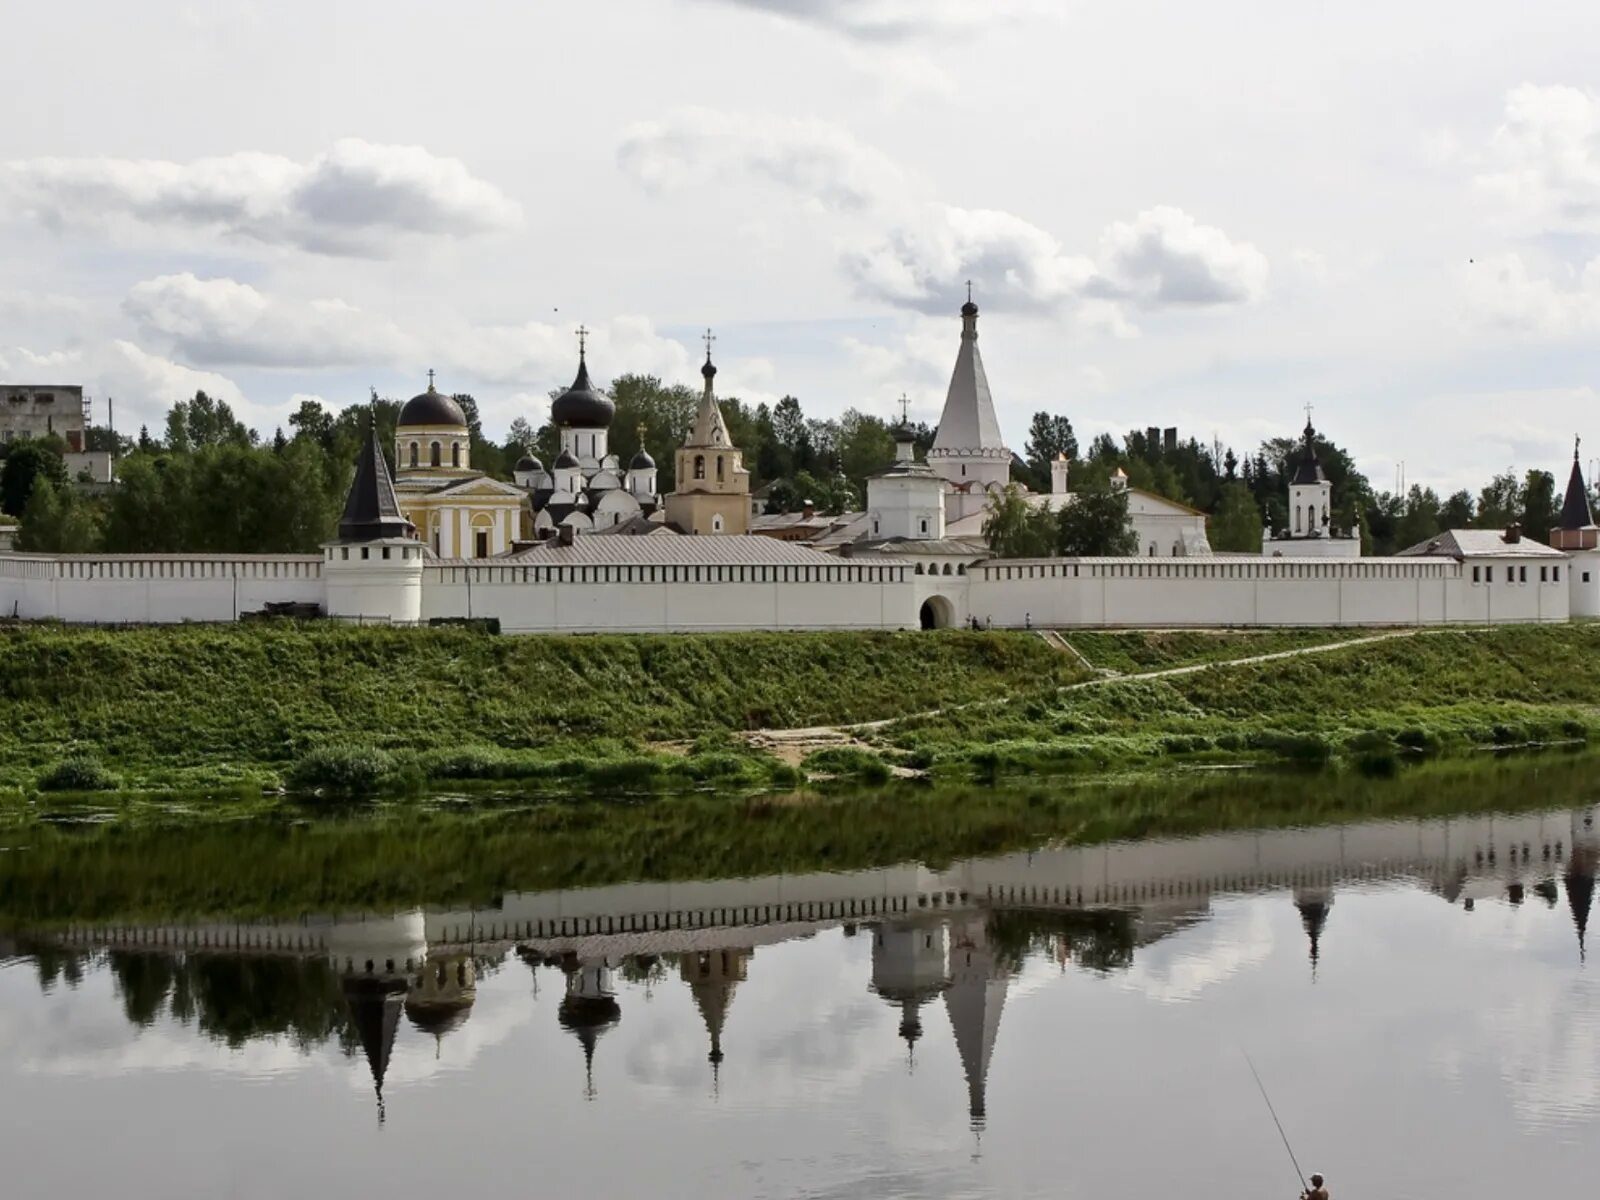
[928, 286, 1011, 522]
[322, 413, 425, 623]
[1288, 416, 1332, 538]
[867, 409, 945, 540]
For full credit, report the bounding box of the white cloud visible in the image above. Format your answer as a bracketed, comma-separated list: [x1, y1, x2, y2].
[1476, 84, 1600, 233]
[618, 107, 909, 213]
[701, 0, 1057, 42]
[1094, 206, 1270, 307]
[1461, 252, 1600, 335]
[124, 273, 413, 368]
[0, 138, 521, 256]
[621, 109, 1266, 327]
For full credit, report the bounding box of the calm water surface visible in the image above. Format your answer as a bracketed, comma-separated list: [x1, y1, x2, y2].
[3, 799, 1599, 1198]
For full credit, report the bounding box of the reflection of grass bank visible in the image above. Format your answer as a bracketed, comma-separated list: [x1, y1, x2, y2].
[2, 750, 1592, 925]
[862, 626, 1600, 782]
[0, 624, 1080, 797]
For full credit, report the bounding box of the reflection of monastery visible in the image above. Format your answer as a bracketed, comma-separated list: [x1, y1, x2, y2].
[32, 806, 1600, 1127]
[4, 299, 1599, 630]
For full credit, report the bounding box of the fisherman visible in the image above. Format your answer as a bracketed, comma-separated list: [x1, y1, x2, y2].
[1301, 1172, 1329, 1199]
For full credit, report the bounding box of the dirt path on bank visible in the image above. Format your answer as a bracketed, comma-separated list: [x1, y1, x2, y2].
[738, 627, 1442, 758]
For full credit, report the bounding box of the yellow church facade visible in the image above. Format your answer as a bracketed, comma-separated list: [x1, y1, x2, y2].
[391, 378, 526, 559]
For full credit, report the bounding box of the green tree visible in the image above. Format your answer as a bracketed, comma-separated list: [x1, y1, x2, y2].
[288, 399, 335, 450]
[1, 439, 68, 519]
[1440, 489, 1475, 530]
[982, 485, 1057, 558]
[1056, 479, 1139, 556]
[1520, 468, 1557, 544]
[18, 476, 102, 552]
[1393, 485, 1443, 551]
[1024, 412, 1078, 481]
[1209, 482, 1263, 552]
[1476, 472, 1522, 530]
[837, 409, 895, 495]
[167, 391, 254, 450]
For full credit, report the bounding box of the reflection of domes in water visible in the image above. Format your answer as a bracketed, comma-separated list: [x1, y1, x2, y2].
[1294, 892, 1332, 976]
[405, 956, 476, 1037]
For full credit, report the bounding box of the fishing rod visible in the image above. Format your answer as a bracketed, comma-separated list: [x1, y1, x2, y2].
[1243, 1050, 1309, 1197]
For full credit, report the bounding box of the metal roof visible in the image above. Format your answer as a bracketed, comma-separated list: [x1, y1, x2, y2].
[1396, 529, 1566, 559]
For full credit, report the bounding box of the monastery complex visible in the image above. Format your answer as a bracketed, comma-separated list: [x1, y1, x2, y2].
[2, 300, 1597, 633]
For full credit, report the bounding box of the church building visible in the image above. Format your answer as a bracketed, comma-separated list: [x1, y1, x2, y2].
[663, 337, 751, 536]
[391, 375, 525, 559]
[513, 331, 661, 536]
[1261, 415, 1359, 558]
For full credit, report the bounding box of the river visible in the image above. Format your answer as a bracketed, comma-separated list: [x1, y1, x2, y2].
[2, 766, 1597, 1198]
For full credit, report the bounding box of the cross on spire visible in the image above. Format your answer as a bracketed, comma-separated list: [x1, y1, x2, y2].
[703, 327, 716, 360]
[575, 324, 589, 359]
[898, 393, 911, 424]
[1576, 434, 1582, 461]
[965, 279, 972, 303]
[1303, 401, 1314, 426]
[426, 368, 435, 391]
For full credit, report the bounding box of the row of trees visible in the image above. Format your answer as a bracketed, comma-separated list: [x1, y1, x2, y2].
[0, 379, 1588, 558]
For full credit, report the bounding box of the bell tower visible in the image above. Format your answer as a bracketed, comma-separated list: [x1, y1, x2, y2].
[665, 330, 750, 535]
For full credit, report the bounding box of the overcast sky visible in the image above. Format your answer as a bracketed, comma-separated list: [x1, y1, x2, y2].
[4, 0, 1600, 494]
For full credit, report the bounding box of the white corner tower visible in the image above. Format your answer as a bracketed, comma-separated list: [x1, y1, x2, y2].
[928, 286, 1011, 522]
[322, 414, 425, 624]
[1551, 437, 1600, 617]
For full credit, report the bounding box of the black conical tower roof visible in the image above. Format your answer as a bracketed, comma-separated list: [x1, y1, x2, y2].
[1290, 420, 1327, 485]
[1558, 440, 1594, 531]
[338, 417, 412, 542]
[344, 977, 406, 1122]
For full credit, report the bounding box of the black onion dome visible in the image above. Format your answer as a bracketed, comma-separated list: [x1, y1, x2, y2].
[553, 449, 580, 470]
[515, 454, 542, 473]
[629, 447, 656, 470]
[551, 358, 615, 429]
[701, 356, 717, 382]
[892, 420, 917, 443]
[961, 298, 978, 317]
[397, 384, 467, 429]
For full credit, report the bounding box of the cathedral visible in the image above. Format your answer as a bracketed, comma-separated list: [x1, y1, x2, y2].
[511, 330, 663, 537]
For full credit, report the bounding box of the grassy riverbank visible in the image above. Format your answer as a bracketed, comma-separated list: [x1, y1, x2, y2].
[0, 623, 1084, 795]
[875, 625, 1600, 779]
[1, 750, 1589, 923]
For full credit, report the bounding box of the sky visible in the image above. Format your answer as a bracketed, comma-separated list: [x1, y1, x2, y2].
[4, 0, 1600, 495]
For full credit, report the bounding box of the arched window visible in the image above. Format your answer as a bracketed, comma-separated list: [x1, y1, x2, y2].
[694, 455, 706, 480]
[430, 441, 441, 468]
[919, 518, 928, 534]
[716, 456, 725, 483]
[451, 442, 461, 468]
[943, 563, 953, 576]
[712, 513, 724, 533]
[1148, 543, 1156, 557]
[409, 442, 419, 468]
[1294, 505, 1302, 533]
[915, 563, 925, 575]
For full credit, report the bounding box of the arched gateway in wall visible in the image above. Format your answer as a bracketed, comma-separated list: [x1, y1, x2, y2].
[919, 595, 955, 630]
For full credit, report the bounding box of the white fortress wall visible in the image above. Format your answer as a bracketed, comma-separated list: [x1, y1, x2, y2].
[419, 559, 918, 633]
[0, 554, 322, 623]
[965, 555, 1567, 628]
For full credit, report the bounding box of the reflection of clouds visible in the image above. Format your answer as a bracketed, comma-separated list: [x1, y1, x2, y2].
[1115, 902, 1276, 1004]
[0, 956, 533, 1096]
[1482, 972, 1600, 1129]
